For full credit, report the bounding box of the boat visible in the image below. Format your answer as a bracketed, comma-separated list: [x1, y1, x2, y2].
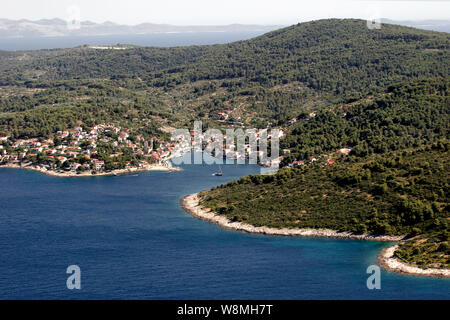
[212, 164, 223, 176]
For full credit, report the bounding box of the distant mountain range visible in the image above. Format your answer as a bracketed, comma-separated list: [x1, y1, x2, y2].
[381, 19, 450, 33]
[0, 18, 448, 39]
[0, 18, 283, 38]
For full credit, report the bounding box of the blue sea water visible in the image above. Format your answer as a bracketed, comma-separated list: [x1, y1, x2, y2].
[0, 31, 269, 51]
[0, 156, 449, 299]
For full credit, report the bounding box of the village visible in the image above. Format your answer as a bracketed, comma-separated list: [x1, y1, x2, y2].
[0, 123, 179, 176]
[206, 109, 350, 168]
[0, 109, 351, 176]
[170, 112, 350, 169]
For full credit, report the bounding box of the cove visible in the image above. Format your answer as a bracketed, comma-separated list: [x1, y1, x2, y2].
[0, 155, 449, 299]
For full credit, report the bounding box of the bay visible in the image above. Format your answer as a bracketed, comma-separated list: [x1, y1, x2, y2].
[0, 155, 448, 299]
[0, 31, 269, 51]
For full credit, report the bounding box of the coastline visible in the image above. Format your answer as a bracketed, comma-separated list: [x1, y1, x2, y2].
[181, 193, 450, 278]
[379, 245, 450, 278]
[180, 193, 404, 241]
[0, 162, 181, 177]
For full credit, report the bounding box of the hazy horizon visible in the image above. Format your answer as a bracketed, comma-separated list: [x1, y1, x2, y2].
[1, 16, 450, 27]
[1, 0, 450, 26]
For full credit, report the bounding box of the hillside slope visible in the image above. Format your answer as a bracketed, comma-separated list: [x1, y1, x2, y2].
[197, 78, 449, 269]
[2, 19, 449, 96]
[0, 19, 449, 139]
[281, 77, 449, 163]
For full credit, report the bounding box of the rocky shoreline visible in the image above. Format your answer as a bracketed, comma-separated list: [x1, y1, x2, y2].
[181, 193, 450, 278]
[0, 162, 181, 177]
[379, 245, 450, 278]
[181, 193, 404, 241]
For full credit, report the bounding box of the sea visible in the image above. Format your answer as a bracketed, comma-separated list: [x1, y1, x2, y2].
[0, 31, 269, 51]
[0, 154, 449, 299]
[0, 31, 449, 299]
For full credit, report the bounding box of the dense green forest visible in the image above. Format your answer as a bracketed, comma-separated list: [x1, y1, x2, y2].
[0, 79, 172, 139]
[0, 19, 449, 139]
[281, 78, 449, 163]
[396, 229, 449, 269]
[196, 76, 449, 269]
[3, 20, 448, 95]
[201, 142, 449, 234]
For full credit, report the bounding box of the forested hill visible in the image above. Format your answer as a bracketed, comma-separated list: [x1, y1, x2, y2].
[199, 77, 449, 269]
[199, 142, 450, 268]
[179, 19, 449, 96]
[0, 19, 448, 140]
[282, 77, 450, 163]
[2, 19, 449, 98]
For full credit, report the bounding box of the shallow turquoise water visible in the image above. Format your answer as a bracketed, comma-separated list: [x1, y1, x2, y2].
[0, 157, 448, 299]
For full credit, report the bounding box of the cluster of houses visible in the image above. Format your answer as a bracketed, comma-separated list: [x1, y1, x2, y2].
[0, 114, 355, 174]
[287, 111, 317, 125]
[214, 110, 233, 121]
[288, 156, 335, 168]
[212, 110, 243, 123]
[285, 147, 353, 168]
[172, 127, 284, 167]
[0, 123, 176, 173]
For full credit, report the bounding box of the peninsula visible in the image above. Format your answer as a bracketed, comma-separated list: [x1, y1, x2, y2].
[182, 192, 450, 278]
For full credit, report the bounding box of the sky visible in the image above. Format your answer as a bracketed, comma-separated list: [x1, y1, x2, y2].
[1, 0, 449, 25]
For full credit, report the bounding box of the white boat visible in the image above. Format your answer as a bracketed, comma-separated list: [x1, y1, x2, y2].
[212, 164, 223, 176]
